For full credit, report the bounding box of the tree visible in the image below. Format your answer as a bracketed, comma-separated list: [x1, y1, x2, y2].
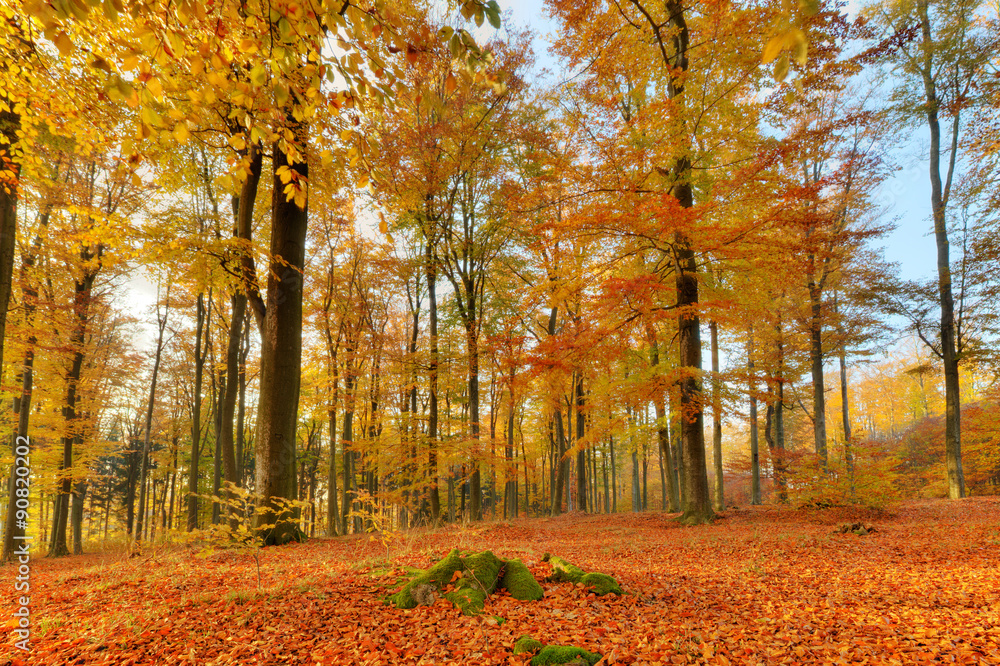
[867, 0, 997, 498]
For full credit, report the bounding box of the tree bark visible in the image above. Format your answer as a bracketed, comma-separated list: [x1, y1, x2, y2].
[575, 373, 587, 513]
[808, 282, 828, 467]
[748, 331, 761, 505]
[51, 265, 98, 557]
[649, 334, 679, 512]
[710, 320, 724, 511]
[254, 128, 309, 545]
[135, 293, 169, 542]
[917, 0, 964, 498]
[187, 292, 207, 531]
[3, 203, 47, 561]
[425, 241, 442, 522]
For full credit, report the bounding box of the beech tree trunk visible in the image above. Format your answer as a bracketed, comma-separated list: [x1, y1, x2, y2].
[0, 95, 18, 399]
[187, 292, 207, 531]
[917, 0, 965, 499]
[254, 131, 309, 545]
[710, 320, 724, 511]
[135, 293, 169, 542]
[2, 205, 47, 562]
[649, 335, 679, 512]
[748, 331, 761, 505]
[426, 244, 442, 522]
[575, 373, 587, 513]
[51, 265, 98, 557]
[808, 283, 828, 468]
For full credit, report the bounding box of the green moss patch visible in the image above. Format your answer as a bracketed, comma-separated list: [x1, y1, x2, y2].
[390, 550, 619, 616]
[543, 554, 622, 596]
[502, 558, 544, 601]
[388, 548, 463, 609]
[514, 635, 544, 655]
[389, 549, 541, 615]
[531, 645, 602, 665]
[580, 572, 623, 596]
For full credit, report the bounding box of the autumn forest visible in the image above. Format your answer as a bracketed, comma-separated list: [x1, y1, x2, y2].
[2, 0, 1000, 662]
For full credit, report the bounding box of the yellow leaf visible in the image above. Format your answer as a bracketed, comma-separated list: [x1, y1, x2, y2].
[146, 77, 163, 100]
[762, 35, 784, 64]
[239, 38, 258, 54]
[791, 28, 808, 65]
[54, 31, 73, 58]
[173, 123, 191, 144]
[445, 72, 457, 95]
[229, 134, 246, 150]
[378, 212, 388, 234]
[774, 53, 790, 82]
[320, 149, 333, 166]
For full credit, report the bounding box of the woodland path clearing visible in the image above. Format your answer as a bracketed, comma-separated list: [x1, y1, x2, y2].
[5, 498, 1000, 665]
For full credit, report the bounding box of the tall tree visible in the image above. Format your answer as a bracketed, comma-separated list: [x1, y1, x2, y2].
[868, 0, 996, 498]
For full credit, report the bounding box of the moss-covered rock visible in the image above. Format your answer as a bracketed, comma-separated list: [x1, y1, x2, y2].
[444, 586, 486, 616]
[530, 645, 602, 665]
[546, 555, 586, 584]
[388, 548, 463, 609]
[580, 572, 623, 596]
[544, 555, 621, 595]
[460, 550, 504, 595]
[390, 550, 616, 615]
[502, 558, 544, 601]
[513, 635, 543, 655]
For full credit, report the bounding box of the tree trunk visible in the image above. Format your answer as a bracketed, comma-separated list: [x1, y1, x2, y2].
[710, 320, 724, 511]
[838, 322, 855, 499]
[3, 205, 47, 561]
[575, 373, 587, 513]
[50, 264, 98, 557]
[0, 96, 19, 413]
[135, 295, 169, 542]
[748, 332, 761, 505]
[254, 130, 309, 545]
[221, 145, 261, 507]
[188, 292, 207, 531]
[340, 354, 356, 535]
[426, 244, 441, 522]
[551, 408, 568, 516]
[465, 316, 482, 522]
[808, 283, 828, 468]
[71, 478, 87, 554]
[650, 335, 679, 512]
[609, 433, 617, 513]
[917, 0, 964, 499]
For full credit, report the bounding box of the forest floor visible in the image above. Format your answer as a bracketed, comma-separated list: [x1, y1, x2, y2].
[4, 497, 1000, 665]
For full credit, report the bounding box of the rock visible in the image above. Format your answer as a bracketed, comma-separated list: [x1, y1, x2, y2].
[502, 558, 544, 601]
[530, 645, 602, 665]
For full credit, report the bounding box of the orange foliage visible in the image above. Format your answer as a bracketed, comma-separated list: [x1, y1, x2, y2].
[14, 499, 1000, 664]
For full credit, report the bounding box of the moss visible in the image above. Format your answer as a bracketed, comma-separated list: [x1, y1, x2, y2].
[580, 572, 622, 596]
[547, 556, 585, 584]
[388, 548, 463, 609]
[514, 635, 543, 655]
[547, 556, 622, 595]
[460, 550, 504, 594]
[443, 586, 486, 616]
[502, 558, 544, 601]
[530, 645, 601, 665]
